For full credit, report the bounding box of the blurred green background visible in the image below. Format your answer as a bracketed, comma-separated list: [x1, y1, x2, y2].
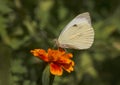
[0, 0, 120, 85]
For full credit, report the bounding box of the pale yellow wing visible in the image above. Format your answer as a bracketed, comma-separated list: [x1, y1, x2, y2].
[58, 21, 94, 49]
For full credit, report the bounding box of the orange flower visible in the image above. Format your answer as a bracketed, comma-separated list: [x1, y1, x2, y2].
[31, 48, 74, 76]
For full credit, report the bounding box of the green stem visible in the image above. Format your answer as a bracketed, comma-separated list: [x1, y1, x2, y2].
[49, 74, 55, 85]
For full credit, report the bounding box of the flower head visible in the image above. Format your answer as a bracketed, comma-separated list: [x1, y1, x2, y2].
[31, 48, 74, 76]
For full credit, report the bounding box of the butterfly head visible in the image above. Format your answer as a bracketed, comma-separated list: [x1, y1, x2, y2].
[53, 39, 68, 48]
[53, 38, 60, 47]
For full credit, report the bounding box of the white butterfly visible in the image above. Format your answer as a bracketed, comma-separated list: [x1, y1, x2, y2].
[56, 12, 94, 50]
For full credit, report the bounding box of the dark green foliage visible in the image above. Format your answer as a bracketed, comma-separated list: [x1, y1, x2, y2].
[0, 0, 120, 85]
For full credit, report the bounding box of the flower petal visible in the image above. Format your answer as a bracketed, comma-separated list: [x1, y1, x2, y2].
[62, 61, 74, 73]
[31, 49, 48, 62]
[50, 63, 63, 76]
[64, 53, 73, 58]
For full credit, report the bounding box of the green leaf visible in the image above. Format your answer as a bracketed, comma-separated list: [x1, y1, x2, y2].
[80, 53, 98, 78]
[42, 65, 50, 85]
[0, 0, 12, 14]
[42, 65, 55, 85]
[102, 24, 117, 39]
[58, 4, 68, 20]
[35, 0, 54, 29]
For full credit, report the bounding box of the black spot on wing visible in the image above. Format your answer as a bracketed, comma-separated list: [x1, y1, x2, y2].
[72, 24, 78, 27]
